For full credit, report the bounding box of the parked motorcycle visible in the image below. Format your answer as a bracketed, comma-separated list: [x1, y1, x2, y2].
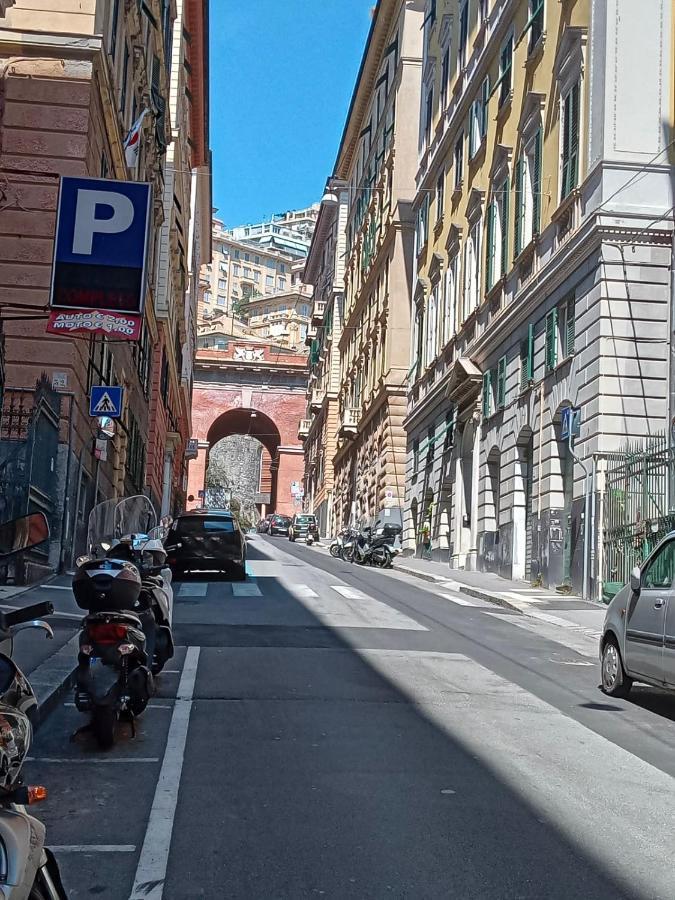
[0, 511, 67, 898]
[329, 529, 349, 558]
[73, 496, 173, 748]
[346, 523, 402, 568]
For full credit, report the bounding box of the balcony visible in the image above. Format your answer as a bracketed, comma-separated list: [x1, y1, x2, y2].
[309, 388, 324, 412]
[311, 300, 326, 326]
[338, 408, 360, 438]
[298, 419, 311, 440]
[305, 327, 317, 347]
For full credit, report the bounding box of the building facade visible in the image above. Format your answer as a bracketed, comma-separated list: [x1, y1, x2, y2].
[0, 0, 210, 567]
[300, 179, 349, 537]
[244, 284, 313, 348]
[404, 0, 673, 597]
[330, 0, 424, 532]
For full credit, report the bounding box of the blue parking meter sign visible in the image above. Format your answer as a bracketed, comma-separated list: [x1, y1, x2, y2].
[561, 406, 581, 442]
[90, 386, 123, 419]
[48, 176, 151, 341]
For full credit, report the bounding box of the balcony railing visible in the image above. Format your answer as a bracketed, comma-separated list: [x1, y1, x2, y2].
[339, 407, 360, 437]
[310, 388, 324, 412]
[311, 300, 326, 325]
[298, 419, 311, 440]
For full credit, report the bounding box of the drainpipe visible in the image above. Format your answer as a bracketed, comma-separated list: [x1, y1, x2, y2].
[58, 392, 75, 573]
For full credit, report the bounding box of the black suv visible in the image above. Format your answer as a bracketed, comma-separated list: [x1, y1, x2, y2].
[288, 514, 319, 543]
[165, 510, 246, 580]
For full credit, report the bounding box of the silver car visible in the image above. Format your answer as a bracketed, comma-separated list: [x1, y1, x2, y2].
[600, 532, 675, 697]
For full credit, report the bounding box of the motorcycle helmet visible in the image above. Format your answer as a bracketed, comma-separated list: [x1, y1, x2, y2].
[73, 558, 142, 612]
[0, 702, 31, 791]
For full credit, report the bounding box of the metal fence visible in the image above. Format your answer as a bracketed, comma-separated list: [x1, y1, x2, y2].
[602, 433, 675, 598]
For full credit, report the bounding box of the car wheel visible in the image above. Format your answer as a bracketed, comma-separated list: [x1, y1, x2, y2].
[601, 637, 632, 698]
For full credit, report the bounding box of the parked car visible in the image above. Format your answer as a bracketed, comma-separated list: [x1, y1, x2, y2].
[269, 514, 292, 536]
[164, 510, 246, 580]
[601, 532, 675, 697]
[288, 514, 319, 543]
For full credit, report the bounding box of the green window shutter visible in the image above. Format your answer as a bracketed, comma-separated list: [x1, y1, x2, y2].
[532, 129, 542, 235]
[497, 355, 507, 408]
[468, 103, 476, 158]
[519, 339, 528, 392]
[561, 93, 571, 199]
[565, 298, 575, 356]
[514, 157, 524, 258]
[500, 176, 509, 276]
[486, 201, 495, 292]
[481, 77, 490, 137]
[569, 81, 580, 194]
[545, 309, 558, 371]
[482, 370, 492, 417]
[520, 322, 534, 391]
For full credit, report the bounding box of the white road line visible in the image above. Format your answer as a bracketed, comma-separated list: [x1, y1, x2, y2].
[179, 583, 208, 598]
[27, 757, 159, 764]
[330, 585, 364, 600]
[231, 583, 262, 597]
[52, 845, 136, 853]
[292, 584, 318, 598]
[40, 585, 72, 591]
[438, 592, 479, 607]
[129, 646, 200, 900]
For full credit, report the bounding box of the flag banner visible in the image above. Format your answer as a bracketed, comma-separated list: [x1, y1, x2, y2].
[124, 109, 148, 168]
[47, 308, 142, 340]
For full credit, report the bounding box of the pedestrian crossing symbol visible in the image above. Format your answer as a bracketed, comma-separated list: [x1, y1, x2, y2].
[89, 385, 123, 418]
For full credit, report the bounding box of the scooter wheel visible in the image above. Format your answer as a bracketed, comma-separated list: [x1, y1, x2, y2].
[92, 706, 116, 750]
[330, 545, 341, 558]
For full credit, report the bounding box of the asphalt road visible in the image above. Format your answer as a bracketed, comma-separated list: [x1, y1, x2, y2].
[24, 535, 675, 899]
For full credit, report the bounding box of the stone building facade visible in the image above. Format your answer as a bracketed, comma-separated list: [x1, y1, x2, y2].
[404, 0, 673, 597]
[330, 0, 424, 531]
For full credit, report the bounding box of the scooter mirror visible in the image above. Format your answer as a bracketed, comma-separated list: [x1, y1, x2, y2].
[0, 512, 49, 558]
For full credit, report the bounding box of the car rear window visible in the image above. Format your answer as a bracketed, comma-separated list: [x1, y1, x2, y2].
[177, 516, 235, 534]
[295, 516, 316, 524]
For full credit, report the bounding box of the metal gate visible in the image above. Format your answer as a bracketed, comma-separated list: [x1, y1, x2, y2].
[602, 433, 675, 600]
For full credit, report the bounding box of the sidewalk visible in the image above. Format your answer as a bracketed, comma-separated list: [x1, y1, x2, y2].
[394, 555, 606, 635]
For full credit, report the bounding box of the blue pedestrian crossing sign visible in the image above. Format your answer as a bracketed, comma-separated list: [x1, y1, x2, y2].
[90, 385, 123, 418]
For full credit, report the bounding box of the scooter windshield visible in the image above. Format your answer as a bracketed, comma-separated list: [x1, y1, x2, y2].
[86, 499, 117, 558]
[114, 496, 157, 542]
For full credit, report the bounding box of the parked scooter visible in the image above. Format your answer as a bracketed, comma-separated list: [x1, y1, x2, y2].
[346, 523, 402, 568]
[329, 529, 349, 558]
[73, 496, 173, 748]
[0, 511, 67, 898]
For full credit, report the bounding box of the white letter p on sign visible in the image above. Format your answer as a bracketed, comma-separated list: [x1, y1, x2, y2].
[71, 189, 135, 256]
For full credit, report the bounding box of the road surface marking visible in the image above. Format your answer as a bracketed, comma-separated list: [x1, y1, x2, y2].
[130, 645, 200, 900]
[331, 585, 364, 600]
[292, 585, 319, 598]
[286, 585, 427, 631]
[40, 585, 72, 591]
[438, 592, 479, 607]
[179, 583, 208, 597]
[27, 757, 159, 764]
[232, 583, 262, 597]
[52, 845, 136, 853]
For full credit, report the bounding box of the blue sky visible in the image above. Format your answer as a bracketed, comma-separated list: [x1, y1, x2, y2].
[209, 1, 373, 228]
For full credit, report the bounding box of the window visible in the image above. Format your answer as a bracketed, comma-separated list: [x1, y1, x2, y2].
[217, 295, 226, 306]
[469, 81, 490, 159]
[278, 277, 286, 290]
[440, 47, 450, 110]
[444, 252, 459, 343]
[203, 291, 211, 303]
[425, 287, 438, 366]
[233, 263, 240, 276]
[244, 253, 250, 261]
[412, 439, 420, 476]
[243, 266, 252, 278]
[498, 36, 513, 107]
[497, 355, 507, 409]
[444, 408, 455, 451]
[126, 412, 146, 492]
[110, 0, 120, 61]
[253, 271, 260, 283]
[545, 309, 558, 372]
[301, 304, 310, 316]
[527, 0, 544, 53]
[120, 43, 129, 115]
[266, 275, 274, 288]
[562, 296, 575, 356]
[423, 87, 433, 149]
[234, 249, 240, 259]
[642, 540, 675, 590]
[561, 81, 580, 200]
[436, 171, 445, 224]
[454, 134, 464, 189]
[416, 196, 429, 254]
[458, 1, 469, 70]
[254, 256, 260, 265]
[280, 264, 286, 274]
[266, 258, 275, 269]
[219, 262, 227, 273]
[519, 324, 534, 391]
[482, 369, 492, 417]
[486, 176, 509, 291]
[514, 129, 542, 256]
[479, 0, 489, 24]
[218, 279, 226, 290]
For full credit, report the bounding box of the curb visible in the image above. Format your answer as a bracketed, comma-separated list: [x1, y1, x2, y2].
[393, 563, 528, 614]
[29, 635, 79, 730]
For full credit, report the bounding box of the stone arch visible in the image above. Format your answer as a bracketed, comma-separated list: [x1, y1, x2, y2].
[513, 425, 535, 581]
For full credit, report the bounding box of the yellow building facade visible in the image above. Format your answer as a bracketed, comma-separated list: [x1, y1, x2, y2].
[405, 0, 673, 595]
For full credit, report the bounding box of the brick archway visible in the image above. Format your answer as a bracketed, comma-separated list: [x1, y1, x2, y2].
[187, 343, 308, 515]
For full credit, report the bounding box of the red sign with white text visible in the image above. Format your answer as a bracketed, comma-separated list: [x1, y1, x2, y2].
[47, 309, 142, 340]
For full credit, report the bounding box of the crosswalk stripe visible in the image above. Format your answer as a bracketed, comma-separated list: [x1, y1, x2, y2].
[180, 583, 208, 597]
[292, 585, 318, 598]
[330, 585, 363, 600]
[232, 583, 262, 597]
[438, 592, 479, 607]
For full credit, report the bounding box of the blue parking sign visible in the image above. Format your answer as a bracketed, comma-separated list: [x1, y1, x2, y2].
[50, 176, 151, 315]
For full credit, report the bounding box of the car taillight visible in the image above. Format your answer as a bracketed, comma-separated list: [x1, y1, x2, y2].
[87, 622, 129, 644]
